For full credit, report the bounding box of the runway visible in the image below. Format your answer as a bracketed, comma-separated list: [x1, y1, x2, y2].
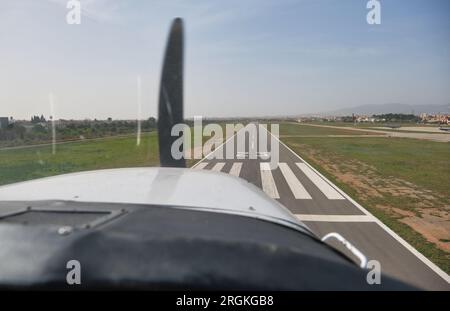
[192, 123, 449, 290]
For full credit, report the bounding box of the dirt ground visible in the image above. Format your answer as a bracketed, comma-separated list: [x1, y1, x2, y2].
[298, 146, 450, 253]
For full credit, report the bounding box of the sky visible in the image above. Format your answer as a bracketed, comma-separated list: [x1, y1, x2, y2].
[0, 0, 449, 119]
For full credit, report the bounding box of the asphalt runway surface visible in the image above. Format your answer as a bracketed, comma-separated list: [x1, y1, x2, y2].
[192, 123, 449, 290]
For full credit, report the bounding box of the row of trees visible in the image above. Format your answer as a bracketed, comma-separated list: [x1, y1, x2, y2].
[31, 115, 46, 123]
[0, 118, 157, 147]
[339, 113, 420, 123]
[372, 113, 419, 122]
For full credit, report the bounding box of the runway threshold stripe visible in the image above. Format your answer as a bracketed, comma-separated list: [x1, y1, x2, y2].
[295, 214, 375, 222]
[229, 163, 243, 177]
[296, 163, 345, 200]
[194, 162, 208, 170]
[278, 163, 312, 199]
[260, 163, 280, 199]
[211, 162, 225, 172]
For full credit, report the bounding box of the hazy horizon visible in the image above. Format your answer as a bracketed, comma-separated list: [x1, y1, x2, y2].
[1, 0, 449, 120]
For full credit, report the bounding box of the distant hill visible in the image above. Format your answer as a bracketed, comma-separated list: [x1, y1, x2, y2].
[314, 103, 449, 116]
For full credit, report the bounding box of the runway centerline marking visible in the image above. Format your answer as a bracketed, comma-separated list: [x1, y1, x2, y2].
[296, 163, 345, 200]
[260, 163, 280, 199]
[278, 163, 312, 199]
[229, 163, 243, 177]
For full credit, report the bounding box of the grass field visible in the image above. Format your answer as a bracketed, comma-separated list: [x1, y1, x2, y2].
[279, 122, 450, 273]
[0, 133, 160, 186]
[0, 126, 228, 186]
[279, 123, 380, 136]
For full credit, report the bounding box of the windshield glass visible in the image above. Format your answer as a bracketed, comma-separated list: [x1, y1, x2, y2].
[0, 0, 449, 292]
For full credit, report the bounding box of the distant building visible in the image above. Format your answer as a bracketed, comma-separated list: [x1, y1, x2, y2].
[0, 117, 10, 129]
[420, 113, 449, 124]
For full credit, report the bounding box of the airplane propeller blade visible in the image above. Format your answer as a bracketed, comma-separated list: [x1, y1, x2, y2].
[157, 18, 185, 167]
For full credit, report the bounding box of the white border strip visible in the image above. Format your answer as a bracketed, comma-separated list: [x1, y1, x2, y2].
[211, 162, 225, 172]
[229, 162, 243, 177]
[263, 125, 450, 283]
[260, 164, 280, 199]
[278, 163, 312, 199]
[296, 163, 345, 200]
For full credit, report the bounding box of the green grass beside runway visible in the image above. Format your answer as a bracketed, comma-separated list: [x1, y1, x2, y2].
[279, 123, 379, 136]
[0, 132, 160, 186]
[282, 137, 450, 198]
[0, 124, 231, 186]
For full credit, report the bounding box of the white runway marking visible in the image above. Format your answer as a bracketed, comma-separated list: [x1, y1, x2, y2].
[263, 126, 450, 283]
[237, 152, 247, 159]
[229, 163, 242, 177]
[190, 125, 248, 169]
[194, 162, 208, 170]
[260, 163, 280, 199]
[295, 214, 375, 222]
[278, 163, 312, 199]
[296, 163, 345, 200]
[211, 162, 225, 172]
